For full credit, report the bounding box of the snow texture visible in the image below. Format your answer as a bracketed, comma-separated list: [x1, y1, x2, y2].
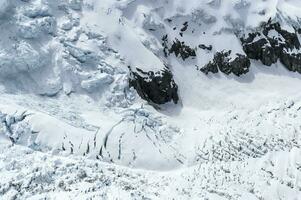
[1, 0, 301, 199]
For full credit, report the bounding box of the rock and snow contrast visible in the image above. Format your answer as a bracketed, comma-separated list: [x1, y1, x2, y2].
[1, 0, 301, 199]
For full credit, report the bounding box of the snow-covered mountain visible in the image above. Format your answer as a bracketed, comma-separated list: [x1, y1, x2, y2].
[1, 0, 301, 199]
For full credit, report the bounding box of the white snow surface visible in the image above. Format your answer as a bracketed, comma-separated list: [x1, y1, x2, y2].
[1, 0, 301, 199]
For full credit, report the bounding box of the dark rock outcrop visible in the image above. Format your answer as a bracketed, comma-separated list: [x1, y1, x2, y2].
[279, 51, 301, 73]
[162, 35, 196, 60]
[169, 39, 196, 60]
[129, 67, 179, 105]
[180, 22, 188, 32]
[200, 50, 250, 76]
[198, 44, 212, 51]
[241, 21, 301, 73]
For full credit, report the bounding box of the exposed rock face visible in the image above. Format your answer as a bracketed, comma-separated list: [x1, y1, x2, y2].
[198, 44, 212, 51]
[200, 50, 250, 76]
[241, 21, 301, 73]
[161, 20, 301, 78]
[162, 36, 196, 60]
[280, 52, 301, 73]
[129, 67, 179, 105]
[169, 39, 196, 60]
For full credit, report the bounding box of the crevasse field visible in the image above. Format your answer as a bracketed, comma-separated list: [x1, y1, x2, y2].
[1, 0, 301, 199]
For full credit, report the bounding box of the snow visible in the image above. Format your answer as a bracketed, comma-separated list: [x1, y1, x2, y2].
[1, 0, 301, 199]
[1, 134, 301, 199]
[0, 0, 9, 17]
[0, 41, 45, 75]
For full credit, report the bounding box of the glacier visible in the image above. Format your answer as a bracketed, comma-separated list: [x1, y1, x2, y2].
[0, 0, 301, 199]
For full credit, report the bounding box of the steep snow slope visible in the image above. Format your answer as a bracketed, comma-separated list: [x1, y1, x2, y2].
[1, 0, 301, 199]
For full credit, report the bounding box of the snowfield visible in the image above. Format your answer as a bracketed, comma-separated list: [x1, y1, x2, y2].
[1, 0, 301, 199]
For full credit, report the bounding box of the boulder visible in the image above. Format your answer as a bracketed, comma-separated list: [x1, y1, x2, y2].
[129, 67, 179, 105]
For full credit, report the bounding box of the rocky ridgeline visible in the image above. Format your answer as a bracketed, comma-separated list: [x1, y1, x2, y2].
[161, 35, 251, 77]
[3, 1, 301, 107]
[200, 50, 250, 76]
[130, 19, 301, 105]
[241, 21, 301, 73]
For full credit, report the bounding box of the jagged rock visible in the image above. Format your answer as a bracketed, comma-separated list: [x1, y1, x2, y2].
[180, 21, 188, 36]
[129, 67, 179, 105]
[229, 54, 251, 76]
[162, 34, 169, 57]
[169, 39, 196, 60]
[241, 21, 301, 73]
[180, 22, 188, 32]
[201, 50, 250, 76]
[198, 44, 212, 51]
[162, 35, 196, 60]
[279, 51, 301, 73]
[241, 34, 275, 66]
[200, 60, 218, 75]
